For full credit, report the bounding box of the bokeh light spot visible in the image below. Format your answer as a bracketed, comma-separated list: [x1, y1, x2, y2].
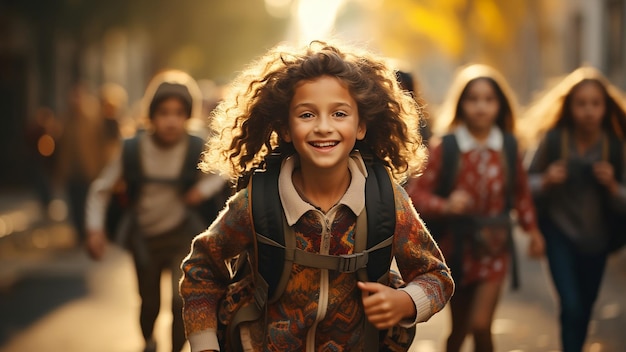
[37, 134, 56, 157]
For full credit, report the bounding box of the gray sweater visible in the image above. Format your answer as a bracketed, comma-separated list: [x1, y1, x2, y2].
[86, 133, 225, 237]
[528, 133, 626, 253]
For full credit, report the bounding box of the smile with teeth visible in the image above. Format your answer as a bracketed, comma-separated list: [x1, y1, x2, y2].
[310, 141, 339, 148]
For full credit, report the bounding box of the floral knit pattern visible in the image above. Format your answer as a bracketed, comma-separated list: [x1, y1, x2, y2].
[408, 142, 538, 286]
[180, 182, 454, 351]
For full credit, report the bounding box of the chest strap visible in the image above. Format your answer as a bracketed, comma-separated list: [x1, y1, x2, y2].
[255, 230, 393, 273]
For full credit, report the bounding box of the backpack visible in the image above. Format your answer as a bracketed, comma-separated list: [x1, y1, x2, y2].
[104, 133, 227, 243]
[422, 132, 520, 288]
[538, 128, 626, 253]
[219, 147, 416, 352]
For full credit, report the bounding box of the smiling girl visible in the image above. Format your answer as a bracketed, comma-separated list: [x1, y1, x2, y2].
[178, 41, 454, 352]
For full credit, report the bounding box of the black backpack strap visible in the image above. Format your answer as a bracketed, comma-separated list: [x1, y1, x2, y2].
[121, 136, 142, 203]
[502, 133, 518, 210]
[429, 133, 464, 280]
[363, 159, 396, 283]
[436, 134, 461, 197]
[180, 135, 205, 191]
[607, 134, 624, 182]
[251, 153, 286, 301]
[502, 132, 520, 289]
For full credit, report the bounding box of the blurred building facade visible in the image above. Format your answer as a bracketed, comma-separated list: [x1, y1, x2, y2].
[0, 0, 624, 187]
[360, 0, 626, 106]
[0, 0, 287, 187]
[537, 0, 625, 88]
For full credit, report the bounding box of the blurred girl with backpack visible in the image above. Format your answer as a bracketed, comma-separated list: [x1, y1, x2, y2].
[407, 64, 544, 352]
[525, 67, 626, 352]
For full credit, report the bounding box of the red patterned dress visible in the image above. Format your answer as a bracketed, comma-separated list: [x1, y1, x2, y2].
[408, 127, 538, 286]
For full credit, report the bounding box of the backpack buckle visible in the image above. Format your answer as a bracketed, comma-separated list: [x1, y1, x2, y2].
[338, 252, 369, 273]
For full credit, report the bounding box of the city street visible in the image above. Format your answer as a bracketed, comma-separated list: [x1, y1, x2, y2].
[1, 192, 625, 352]
[2, 1, 626, 352]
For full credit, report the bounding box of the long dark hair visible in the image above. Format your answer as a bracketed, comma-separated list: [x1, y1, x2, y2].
[453, 77, 514, 133]
[556, 78, 626, 138]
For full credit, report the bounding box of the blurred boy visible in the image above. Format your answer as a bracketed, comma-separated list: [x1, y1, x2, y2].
[85, 71, 225, 352]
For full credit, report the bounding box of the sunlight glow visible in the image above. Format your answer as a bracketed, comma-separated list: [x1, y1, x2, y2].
[294, 0, 347, 45]
[265, 0, 292, 18]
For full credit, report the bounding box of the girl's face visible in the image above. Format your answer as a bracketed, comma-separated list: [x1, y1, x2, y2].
[569, 81, 606, 133]
[284, 75, 366, 173]
[460, 78, 500, 131]
[151, 97, 188, 145]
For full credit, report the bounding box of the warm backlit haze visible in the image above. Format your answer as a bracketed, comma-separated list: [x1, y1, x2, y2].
[0, 1, 625, 351]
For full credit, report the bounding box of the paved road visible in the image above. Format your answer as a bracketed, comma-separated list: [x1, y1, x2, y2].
[1, 193, 625, 351]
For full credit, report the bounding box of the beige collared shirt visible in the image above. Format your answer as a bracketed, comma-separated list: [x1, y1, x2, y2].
[278, 151, 368, 225]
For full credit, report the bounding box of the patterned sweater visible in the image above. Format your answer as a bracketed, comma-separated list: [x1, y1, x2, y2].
[407, 125, 538, 285]
[409, 126, 537, 231]
[180, 155, 454, 352]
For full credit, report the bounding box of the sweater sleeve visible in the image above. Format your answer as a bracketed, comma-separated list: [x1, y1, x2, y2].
[393, 184, 454, 324]
[85, 151, 123, 232]
[406, 143, 449, 217]
[193, 173, 228, 200]
[527, 138, 550, 197]
[179, 189, 255, 352]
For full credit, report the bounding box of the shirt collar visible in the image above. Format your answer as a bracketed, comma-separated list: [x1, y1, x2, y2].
[454, 123, 503, 152]
[278, 151, 367, 226]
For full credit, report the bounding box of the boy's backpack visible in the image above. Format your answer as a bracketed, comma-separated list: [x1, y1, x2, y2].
[220, 147, 416, 352]
[423, 132, 520, 288]
[539, 128, 626, 253]
[104, 133, 226, 243]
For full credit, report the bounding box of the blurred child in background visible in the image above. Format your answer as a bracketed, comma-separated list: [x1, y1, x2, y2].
[407, 64, 544, 352]
[85, 70, 226, 352]
[525, 67, 626, 352]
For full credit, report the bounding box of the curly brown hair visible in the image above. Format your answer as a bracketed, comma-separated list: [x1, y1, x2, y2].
[200, 41, 426, 183]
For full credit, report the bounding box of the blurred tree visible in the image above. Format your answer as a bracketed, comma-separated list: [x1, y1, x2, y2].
[349, 0, 544, 105]
[372, 0, 528, 64]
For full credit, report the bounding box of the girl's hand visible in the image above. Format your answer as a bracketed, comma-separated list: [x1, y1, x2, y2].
[542, 160, 568, 188]
[184, 187, 204, 206]
[593, 161, 619, 195]
[527, 229, 545, 258]
[445, 190, 472, 215]
[358, 282, 416, 329]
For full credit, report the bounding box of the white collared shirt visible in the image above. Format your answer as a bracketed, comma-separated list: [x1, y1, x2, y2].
[454, 123, 503, 152]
